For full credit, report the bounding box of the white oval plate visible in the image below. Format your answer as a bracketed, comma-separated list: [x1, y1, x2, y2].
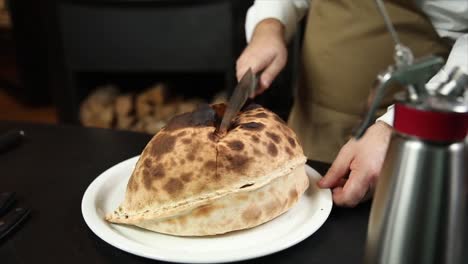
[82, 156, 332, 263]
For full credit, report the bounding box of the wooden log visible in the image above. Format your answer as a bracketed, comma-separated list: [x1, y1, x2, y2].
[79, 85, 119, 128]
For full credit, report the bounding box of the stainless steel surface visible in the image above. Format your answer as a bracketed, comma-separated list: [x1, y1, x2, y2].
[361, 16, 468, 263]
[361, 5, 468, 263]
[364, 133, 467, 264]
[216, 68, 257, 136]
[425, 96, 468, 113]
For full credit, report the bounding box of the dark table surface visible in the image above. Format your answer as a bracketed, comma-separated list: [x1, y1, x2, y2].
[0, 121, 372, 264]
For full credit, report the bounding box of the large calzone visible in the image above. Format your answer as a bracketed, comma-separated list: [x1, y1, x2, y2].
[106, 104, 309, 236]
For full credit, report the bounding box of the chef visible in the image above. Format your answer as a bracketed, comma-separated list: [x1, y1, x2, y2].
[236, 0, 468, 207]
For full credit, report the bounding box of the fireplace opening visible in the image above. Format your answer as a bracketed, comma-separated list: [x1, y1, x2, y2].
[77, 71, 228, 134]
[75, 71, 226, 103]
[8, 0, 301, 130]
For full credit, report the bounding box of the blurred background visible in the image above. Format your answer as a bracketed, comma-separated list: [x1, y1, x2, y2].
[0, 0, 301, 134]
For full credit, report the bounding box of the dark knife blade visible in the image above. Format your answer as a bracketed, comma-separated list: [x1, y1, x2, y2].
[216, 68, 257, 136]
[0, 130, 25, 154]
[0, 207, 30, 241]
[0, 192, 16, 217]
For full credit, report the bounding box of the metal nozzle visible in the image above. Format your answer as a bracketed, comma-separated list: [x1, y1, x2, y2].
[354, 56, 445, 139]
[375, 0, 414, 67]
[437, 67, 468, 98]
[353, 0, 446, 139]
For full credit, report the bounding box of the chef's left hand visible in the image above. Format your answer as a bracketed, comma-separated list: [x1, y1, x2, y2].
[317, 121, 393, 207]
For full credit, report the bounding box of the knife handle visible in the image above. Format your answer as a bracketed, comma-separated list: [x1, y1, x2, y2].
[0, 192, 16, 217]
[0, 207, 30, 241]
[0, 130, 25, 154]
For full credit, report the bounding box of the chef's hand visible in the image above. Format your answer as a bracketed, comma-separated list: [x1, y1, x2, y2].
[318, 121, 393, 207]
[236, 18, 288, 97]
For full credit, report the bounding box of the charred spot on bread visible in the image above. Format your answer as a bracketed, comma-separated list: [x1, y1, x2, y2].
[251, 135, 260, 143]
[150, 164, 165, 179]
[186, 153, 195, 161]
[181, 172, 193, 182]
[225, 154, 250, 173]
[163, 104, 216, 132]
[239, 122, 265, 131]
[163, 178, 184, 195]
[143, 158, 152, 168]
[268, 143, 278, 157]
[266, 132, 281, 144]
[287, 136, 297, 148]
[181, 138, 192, 145]
[204, 160, 216, 170]
[253, 112, 268, 118]
[208, 132, 218, 142]
[176, 131, 187, 137]
[285, 147, 294, 157]
[151, 134, 176, 158]
[227, 140, 244, 151]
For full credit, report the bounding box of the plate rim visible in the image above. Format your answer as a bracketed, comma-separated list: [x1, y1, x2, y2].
[81, 156, 333, 263]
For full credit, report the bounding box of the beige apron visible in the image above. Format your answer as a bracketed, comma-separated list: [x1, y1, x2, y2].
[288, 0, 450, 163]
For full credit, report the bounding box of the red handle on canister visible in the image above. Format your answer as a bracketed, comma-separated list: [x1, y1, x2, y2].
[394, 103, 468, 142]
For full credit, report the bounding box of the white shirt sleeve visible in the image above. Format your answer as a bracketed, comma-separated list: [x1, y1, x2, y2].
[421, 0, 468, 89]
[245, 0, 310, 43]
[244, 0, 467, 126]
[377, 0, 468, 126]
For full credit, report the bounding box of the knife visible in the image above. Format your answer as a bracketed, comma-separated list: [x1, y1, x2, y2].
[0, 130, 25, 154]
[0, 192, 30, 242]
[216, 68, 258, 136]
[0, 192, 16, 217]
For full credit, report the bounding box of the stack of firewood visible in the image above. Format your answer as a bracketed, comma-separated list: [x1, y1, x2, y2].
[80, 83, 226, 134]
[0, 0, 10, 29]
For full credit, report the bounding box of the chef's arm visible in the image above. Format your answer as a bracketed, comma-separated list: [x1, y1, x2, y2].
[245, 0, 310, 43]
[325, 32, 468, 207]
[237, 0, 309, 94]
[377, 1, 468, 126]
[321, 2, 468, 208]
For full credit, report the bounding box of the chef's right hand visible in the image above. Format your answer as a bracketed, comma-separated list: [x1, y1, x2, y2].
[236, 18, 288, 97]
